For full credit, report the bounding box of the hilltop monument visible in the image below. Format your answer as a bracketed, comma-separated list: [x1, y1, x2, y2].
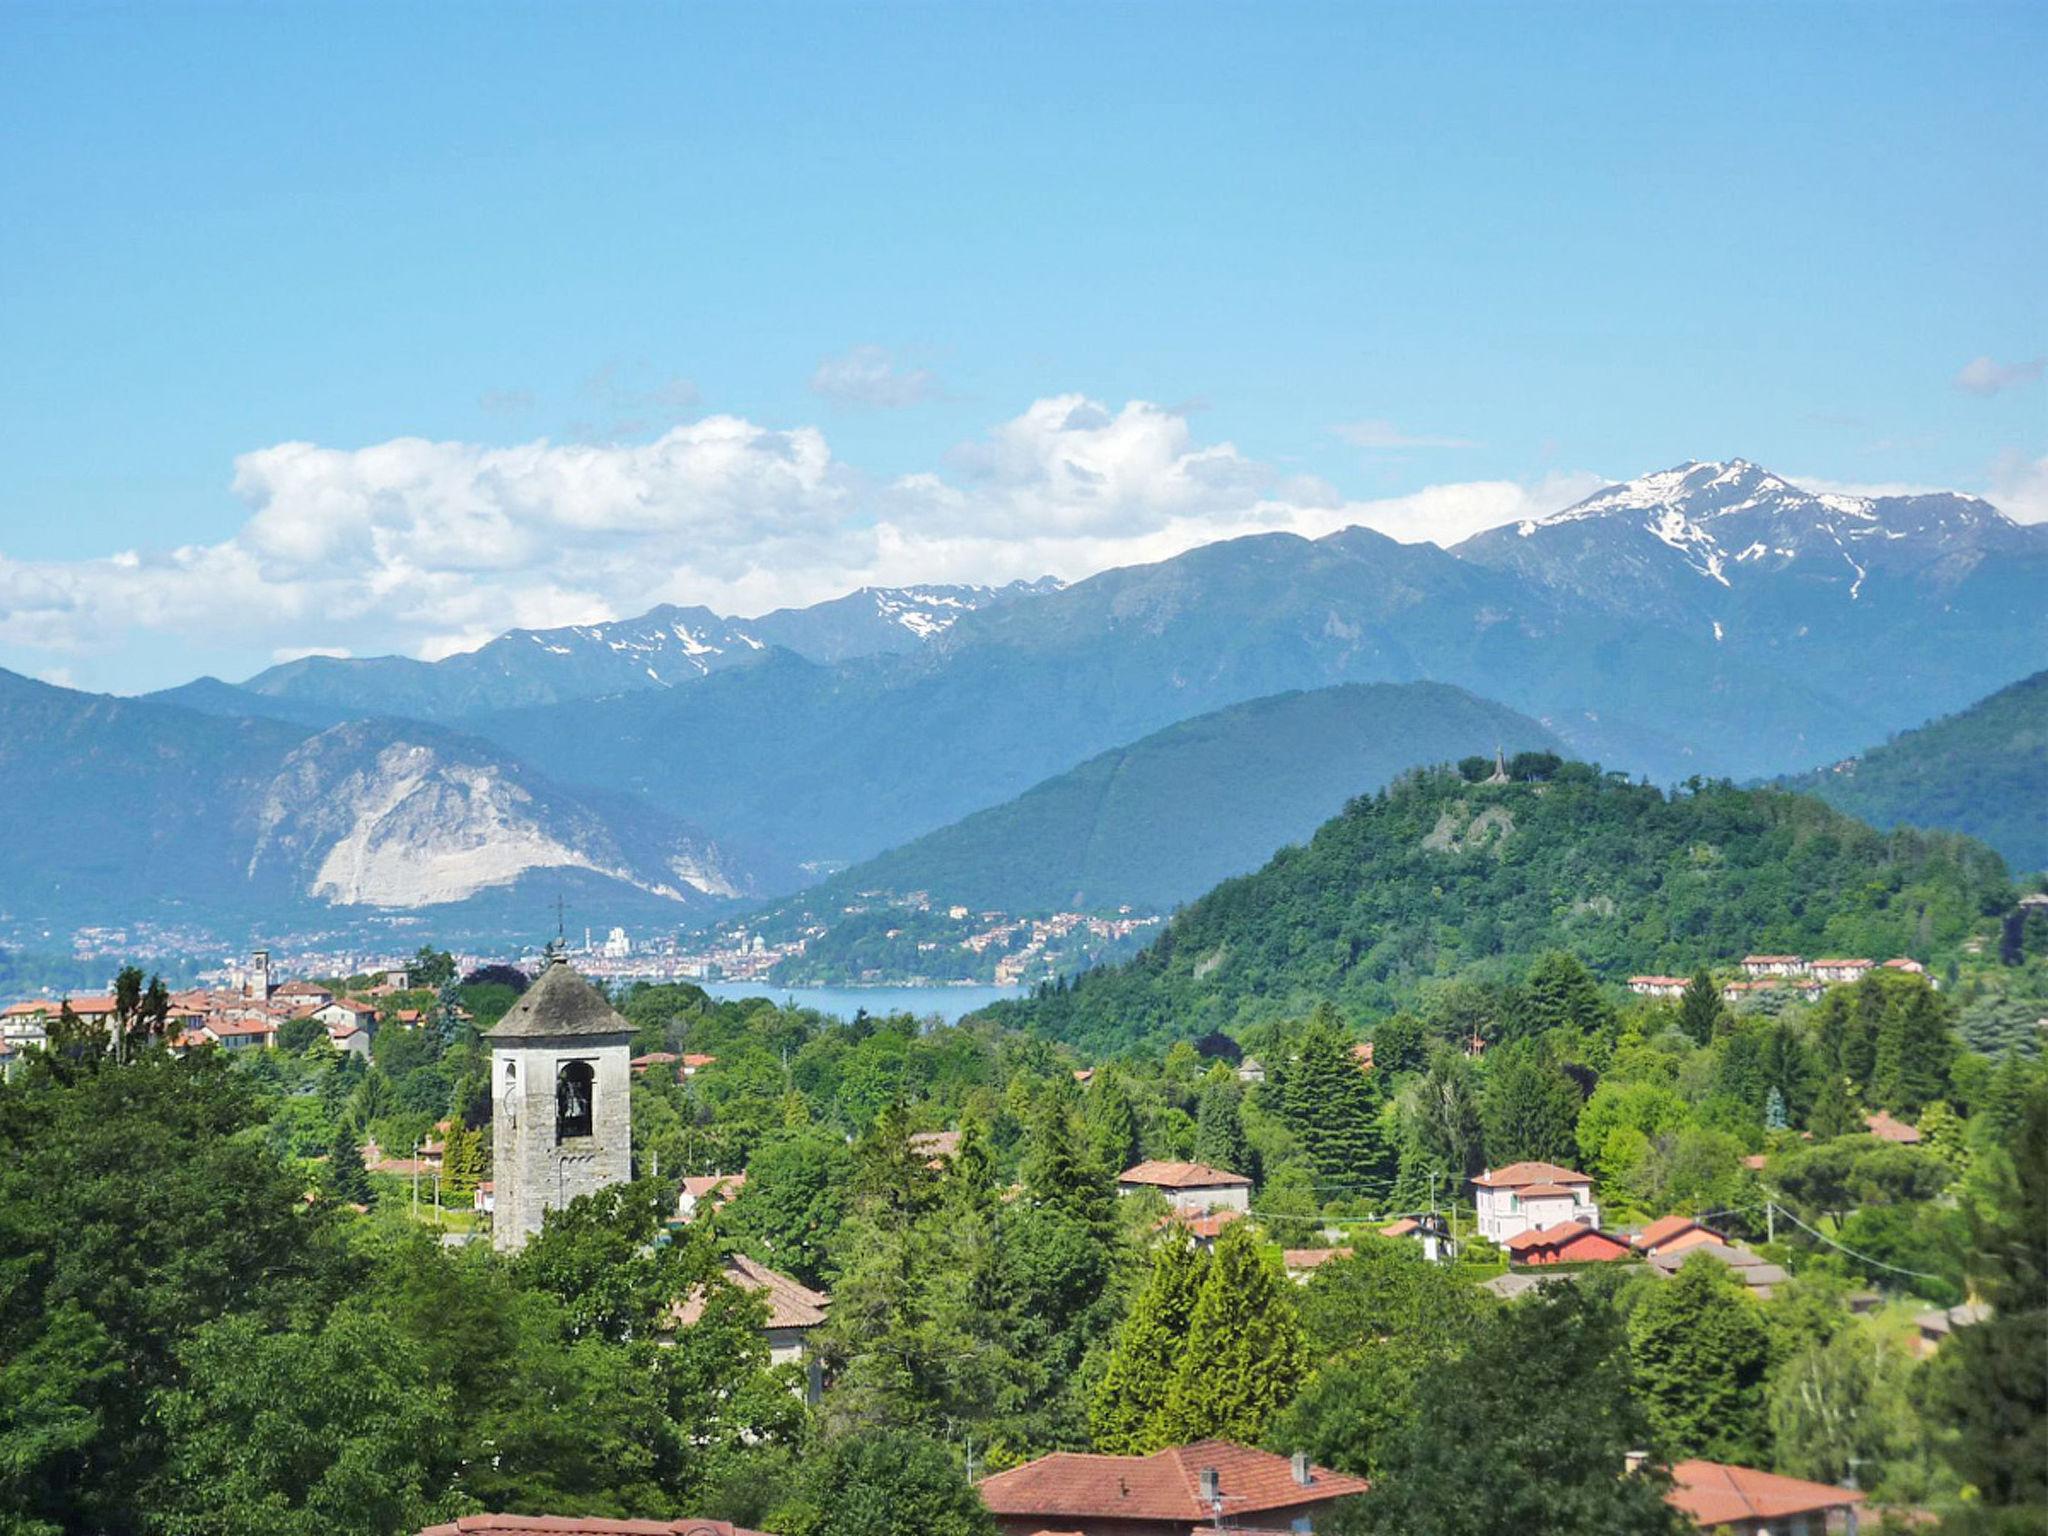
[487, 951, 635, 1252]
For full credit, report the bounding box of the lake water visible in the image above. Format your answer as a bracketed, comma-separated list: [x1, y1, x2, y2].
[695, 980, 1026, 1022]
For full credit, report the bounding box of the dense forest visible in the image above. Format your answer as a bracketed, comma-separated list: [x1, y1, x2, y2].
[988, 761, 2019, 1054]
[1780, 670, 2048, 875]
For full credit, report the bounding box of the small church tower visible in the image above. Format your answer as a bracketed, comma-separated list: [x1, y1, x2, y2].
[486, 953, 635, 1253]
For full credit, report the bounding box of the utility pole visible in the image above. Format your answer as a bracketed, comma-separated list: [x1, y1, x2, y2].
[1766, 1199, 1775, 1246]
[412, 1140, 422, 1216]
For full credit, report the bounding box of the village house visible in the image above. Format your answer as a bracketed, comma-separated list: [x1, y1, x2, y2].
[1666, 1459, 1865, 1534]
[272, 979, 334, 1008]
[1914, 1300, 1991, 1358]
[1808, 958, 1873, 985]
[1741, 954, 1807, 979]
[1864, 1110, 1922, 1144]
[1157, 1206, 1245, 1251]
[976, 1440, 1369, 1536]
[201, 1016, 276, 1051]
[1504, 1220, 1630, 1266]
[630, 1050, 679, 1073]
[671, 1253, 829, 1369]
[1628, 975, 1690, 999]
[1471, 1161, 1601, 1243]
[418, 1516, 767, 1536]
[1118, 1159, 1253, 1215]
[1283, 1246, 1352, 1282]
[325, 1018, 371, 1058]
[676, 1172, 746, 1223]
[312, 999, 378, 1035]
[1235, 1055, 1266, 1084]
[679, 1052, 717, 1078]
[1631, 1214, 1727, 1258]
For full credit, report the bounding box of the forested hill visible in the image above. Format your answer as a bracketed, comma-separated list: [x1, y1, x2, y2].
[985, 762, 2015, 1052]
[801, 682, 1559, 915]
[1779, 670, 2047, 875]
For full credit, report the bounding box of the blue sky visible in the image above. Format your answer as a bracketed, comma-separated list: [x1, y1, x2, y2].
[1, 2, 2042, 692]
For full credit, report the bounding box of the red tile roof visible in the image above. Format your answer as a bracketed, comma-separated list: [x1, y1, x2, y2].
[1505, 1219, 1592, 1253]
[1284, 1246, 1353, 1269]
[1158, 1208, 1247, 1240]
[1634, 1215, 1723, 1252]
[977, 1441, 1368, 1522]
[1515, 1182, 1583, 1199]
[1120, 1159, 1252, 1189]
[1865, 1111, 1923, 1144]
[1380, 1218, 1423, 1237]
[1472, 1161, 1590, 1189]
[672, 1253, 829, 1331]
[417, 1519, 767, 1536]
[1666, 1460, 1863, 1528]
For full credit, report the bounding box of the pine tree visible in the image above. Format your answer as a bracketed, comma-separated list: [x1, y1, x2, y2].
[1090, 1235, 1210, 1453]
[1480, 1042, 1582, 1167]
[1764, 1086, 1788, 1133]
[1191, 1077, 1255, 1182]
[1678, 969, 1724, 1047]
[1084, 1069, 1141, 1175]
[1280, 1010, 1393, 1204]
[1158, 1221, 1307, 1445]
[441, 1123, 485, 1197]
[1916, 1100, 1968, 1173]
[1409, 1047, 1487, 1181]
[1022, 1090, 1114, 1235]
[327, 1124, 373, 1207]
[1511, 952, 1615, 1043]
[1870, 980, 1954, 1116]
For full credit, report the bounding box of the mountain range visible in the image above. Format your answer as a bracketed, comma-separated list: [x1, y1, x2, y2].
[7, 457, 2043, 946]
[771, 682, 1560, 917]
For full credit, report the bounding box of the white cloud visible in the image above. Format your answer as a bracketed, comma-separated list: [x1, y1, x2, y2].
[1954, 355, 2045, 397]
[809, 345, 937, 409]
[1332, 418, 1478, 450]
[0, 395, 1599, 680]
[1989, 451, 2048, 525]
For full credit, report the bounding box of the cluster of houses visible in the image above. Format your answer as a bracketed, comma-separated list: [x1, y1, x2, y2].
[415, 1442, 1872, 1536]
[0, 949, 425, 1073]
[1630, 953, 1930, 1003]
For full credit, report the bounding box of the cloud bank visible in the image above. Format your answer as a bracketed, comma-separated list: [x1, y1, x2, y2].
[1953, 355, 2045, 397]
[0, 395, 1605, 681]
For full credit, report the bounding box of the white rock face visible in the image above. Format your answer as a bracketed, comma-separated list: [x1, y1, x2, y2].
[249, 728, 742, 909]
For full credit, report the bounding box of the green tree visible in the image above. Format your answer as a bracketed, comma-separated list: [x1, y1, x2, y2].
[1767, 1324, 1929, 1495]
[1628, 1254, 1772, 1462]
[1090, 1235, 1209, 1453]
[1510, 952, 1615, 1044]
[1084, 1068, 1141, 1175]
[724, 1132, 855, 1288]
[1157, 1220, 1307, 1444]
[1678, 969, 1724, 1047]
[439, 1122, 486, 1198]
[1279, 1010, 1393, 1204]
[1869, 979, 1957, 1116]
[774, 1429, 993, 1536]
[407, 947, 458, 990]
[1344, 1286, 1685, 1536]
[1406, 1048, 1486, 1181]
[1926, 1080, 2048, 1523]
[1481, 1041, 1582, 1167]
[1191, 1077, 1256, 1182]
[327, 1124, 374, 1207]
[1372, 1012, 1427, 1076]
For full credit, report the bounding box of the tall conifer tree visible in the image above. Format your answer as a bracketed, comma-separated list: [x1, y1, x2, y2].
[1280, 1009, 1392, 1203]
[1090, 1235, 1210, 1453]
[1158, 1221, 1306, 1445]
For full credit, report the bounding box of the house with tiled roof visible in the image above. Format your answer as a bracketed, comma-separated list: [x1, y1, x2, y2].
[1809, 958, 1873, 985]
[1504, 1220, 1629, 1266]
[676, 1172, 745, 1222]
[1913, 1300, 1991, 1357]
[1666, 1458, 1864, 1533]
[1628, 975, 1690, 999]
[417, 1517, 768, 1536]
[1471, 1162, 1599, 1244]
[1741, 955, 1807, 978]
[1156, 1206, 1246, 1250]
[201, 1016, 276, 1051]
[976, 1440, 1369, 1536]
[1632, 1215, 1727, 1258]
[1864, 1110, 1922, 1144]
[671, 1253, 829, 1367]
[1118, 1160, 1252, 1215]
[1283, 1246, 1352, 1281]
[678, 1052, 717, 1078]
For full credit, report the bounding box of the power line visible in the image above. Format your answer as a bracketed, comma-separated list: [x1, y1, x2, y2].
[1766, 1200, 1949, 1283]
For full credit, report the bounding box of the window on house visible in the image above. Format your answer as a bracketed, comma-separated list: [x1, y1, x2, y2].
[556, 1060, 595, 1141]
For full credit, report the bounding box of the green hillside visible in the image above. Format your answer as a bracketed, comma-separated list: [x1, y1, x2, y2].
[986, 762, 2014, 1052]
[808, 682, 1559, 914]
[1780, 670, 2047, 874]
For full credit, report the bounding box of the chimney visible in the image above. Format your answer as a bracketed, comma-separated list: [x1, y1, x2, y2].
[1624, 1450, 1649, 1476]
[1292, 1451, 1312, 1487]
[1199, 1466, 1220, 1505]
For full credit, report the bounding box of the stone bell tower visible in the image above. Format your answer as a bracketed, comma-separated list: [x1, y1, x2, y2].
[486, 952, 635, 1253]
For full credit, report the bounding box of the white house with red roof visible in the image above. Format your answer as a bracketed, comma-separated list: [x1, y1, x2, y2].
[1117, 1160, 1252, 1214]
[1741, 954, 1807, 978]
[1809, 958, 1874, 985]
[675, 1172, 746, 1222]
[671, 1252, 829, 1368]
[1471, 1162, 1599, 1244]
[1627, 975, 1690, 999]
[976, 1440, 1369, 1536]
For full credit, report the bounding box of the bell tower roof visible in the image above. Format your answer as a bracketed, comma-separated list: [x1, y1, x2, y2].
[483, 957, 633, 1041]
